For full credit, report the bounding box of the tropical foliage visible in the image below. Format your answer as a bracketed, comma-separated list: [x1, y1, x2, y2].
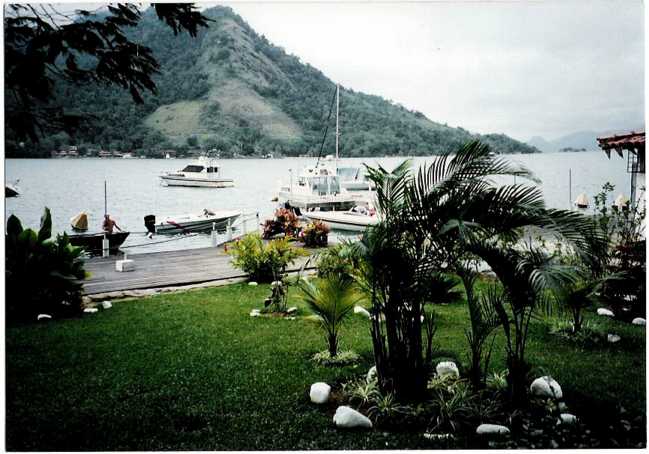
[298, 275, 359, 358]
[352, 140, 604, 404]
[262, 208, 299, 239]
[6, 208, 87, 323]
[228, 233, 307, 283]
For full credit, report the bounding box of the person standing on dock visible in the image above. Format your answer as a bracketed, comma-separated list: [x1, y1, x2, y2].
[103, 214, 122, 234]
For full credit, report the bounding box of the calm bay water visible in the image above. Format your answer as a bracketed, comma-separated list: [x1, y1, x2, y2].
[5, 151, 631, 253]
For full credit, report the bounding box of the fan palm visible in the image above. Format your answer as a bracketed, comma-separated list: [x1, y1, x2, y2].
[297, 275, 359, 358]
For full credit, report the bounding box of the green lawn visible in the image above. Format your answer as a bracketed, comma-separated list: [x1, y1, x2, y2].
[6, 282, 645, 450]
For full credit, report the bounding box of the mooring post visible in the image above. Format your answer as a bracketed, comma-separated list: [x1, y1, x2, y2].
[102, 233, 109, 258]
[256, 212, 260, 232]
[211, 222, 218, 247]
[227, 217, 233, 242]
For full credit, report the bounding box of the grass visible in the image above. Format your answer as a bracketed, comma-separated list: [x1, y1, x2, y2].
[6, 282, 645, 450]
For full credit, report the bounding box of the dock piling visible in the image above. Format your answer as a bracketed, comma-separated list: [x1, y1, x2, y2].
[102, 233, 109, 258]
[211, 222, 218, 247]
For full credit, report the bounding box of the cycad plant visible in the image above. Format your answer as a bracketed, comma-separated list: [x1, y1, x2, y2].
[298, 275, 359, 358]
[6, 207, 87, 323]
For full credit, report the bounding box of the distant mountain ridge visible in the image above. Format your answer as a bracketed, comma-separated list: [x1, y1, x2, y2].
[7, 6, 539, 157]
[528, 127, 644, 153]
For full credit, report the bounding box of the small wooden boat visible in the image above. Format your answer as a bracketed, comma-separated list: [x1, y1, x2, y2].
[68, 231, 130, 255]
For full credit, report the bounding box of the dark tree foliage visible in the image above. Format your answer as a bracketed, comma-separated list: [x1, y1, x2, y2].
[4, 3, 209, 141]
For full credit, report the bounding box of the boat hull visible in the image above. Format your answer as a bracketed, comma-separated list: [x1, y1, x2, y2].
[68, 231, 130, 255]
[160, 175, 234, 188]
[278, 190, 356, 211]
[303, 212, 378, 232]
[155, 212, 241, 234]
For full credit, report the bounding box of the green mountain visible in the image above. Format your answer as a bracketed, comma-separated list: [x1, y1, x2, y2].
[8, 6, 539, 157]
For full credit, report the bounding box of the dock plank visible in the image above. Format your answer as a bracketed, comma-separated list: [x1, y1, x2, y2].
[82, 246, 314, 294]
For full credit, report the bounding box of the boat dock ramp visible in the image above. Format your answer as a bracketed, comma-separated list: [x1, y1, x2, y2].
[83, 244, 314, 296]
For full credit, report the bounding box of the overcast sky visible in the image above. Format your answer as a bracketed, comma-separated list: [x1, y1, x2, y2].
[198, 0, 643, 142]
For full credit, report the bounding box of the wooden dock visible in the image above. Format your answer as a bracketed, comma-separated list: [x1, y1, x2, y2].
[83, 246, 313, 295]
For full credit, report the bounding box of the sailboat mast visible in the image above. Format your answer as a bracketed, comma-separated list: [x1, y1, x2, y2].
[335, 84, 339, 162]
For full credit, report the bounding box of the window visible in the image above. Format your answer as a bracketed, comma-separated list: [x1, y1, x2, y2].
[182, 165, 204, 172]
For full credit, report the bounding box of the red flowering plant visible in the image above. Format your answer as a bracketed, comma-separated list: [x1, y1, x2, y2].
[262, 208, 300, 239]
[300, 220, 330, 248]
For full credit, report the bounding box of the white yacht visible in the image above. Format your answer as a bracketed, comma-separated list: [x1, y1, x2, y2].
[277, 85, 373, 210]
[160, 156, 234, 188]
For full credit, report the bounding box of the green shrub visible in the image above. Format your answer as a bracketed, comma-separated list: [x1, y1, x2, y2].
[228, 233, 307, 283]
[6, 208, 87, 323]
[316, 242, 359, 281]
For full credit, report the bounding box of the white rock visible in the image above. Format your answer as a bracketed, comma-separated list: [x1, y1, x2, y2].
[436, 361, 459, 379]
[558, 402, 568, 412]
[558, 413, 577, 425]
[476, 424, 510, 436]
[597, 308, 614, 317]
[309, 382, 331, 404]
[530, 376, 563, 399]
[333, 406, 372, 429]
[366, 366, 377, 383]
[101, 301, 112, 309]
[37, 314, 52, 320]
[248, 281, 258, 286]
[83, 308, 98, 314]
[287, 306, 298, 315]
[632, 317, 646, 326]
[250, 309, 261, 317]
[607, 333, 621, 343]
[354, 306, 371, 318]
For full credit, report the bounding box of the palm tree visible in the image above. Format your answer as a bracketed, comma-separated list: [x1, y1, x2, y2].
[355, 140, 605, 402]
[298, 275, 359, 357]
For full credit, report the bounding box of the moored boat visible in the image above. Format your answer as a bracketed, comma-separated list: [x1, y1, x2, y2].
[145, 209, 241, 235]
[160, 155, 234, 188]
[68, 231, 130, 255]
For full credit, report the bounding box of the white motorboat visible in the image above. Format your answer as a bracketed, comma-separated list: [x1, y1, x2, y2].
[145, 209, 241, 235]
[304, 206, 379, 232]
[160, 156, 234, 188]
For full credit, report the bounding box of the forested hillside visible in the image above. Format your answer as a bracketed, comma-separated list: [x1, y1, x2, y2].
[6, 6, 538, 157]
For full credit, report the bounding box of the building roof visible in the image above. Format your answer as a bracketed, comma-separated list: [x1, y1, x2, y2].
[597, 131, 645, 157]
